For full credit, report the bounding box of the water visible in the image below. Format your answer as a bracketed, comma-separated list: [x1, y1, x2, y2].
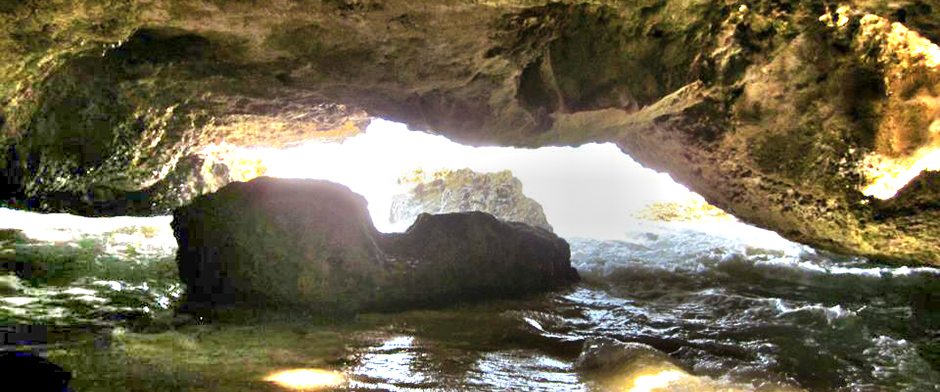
[2, 211, 938, 392]
[342, 220, 940, 392]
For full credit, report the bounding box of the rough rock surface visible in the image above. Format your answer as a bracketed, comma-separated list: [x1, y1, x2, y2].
[574, 338, 679, 372]
[635, 199, 735, 223]
[4, 1, 940, 265]
[390, 168, 553, 231]
[381, 211, 577, 305]
[172, 177, 577, 313]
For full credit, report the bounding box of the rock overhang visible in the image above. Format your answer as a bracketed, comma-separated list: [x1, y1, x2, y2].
[2, 0, 940, 265]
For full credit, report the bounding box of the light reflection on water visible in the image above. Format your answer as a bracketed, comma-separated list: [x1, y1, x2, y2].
[349, 336, 429, 391]
[466, 351, 585, 392]
[264, 368, 345, 389]
[348, 335, 587, 392]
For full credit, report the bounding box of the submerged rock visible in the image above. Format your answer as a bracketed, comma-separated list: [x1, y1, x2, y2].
[390, 168, 554, 232]
[172, 177, 577, 314]
[575, 338, 680, 372]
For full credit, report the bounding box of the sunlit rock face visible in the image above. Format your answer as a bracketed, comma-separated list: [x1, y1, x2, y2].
[172, 177, 577, 314]
[634, 199, 735, 223]
[390, 168, 553, 232]
[3, 1, 940, 264]
[144, 142, 268, 214]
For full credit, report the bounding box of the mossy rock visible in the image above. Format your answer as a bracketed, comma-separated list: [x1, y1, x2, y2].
[173, 177, 578, 315]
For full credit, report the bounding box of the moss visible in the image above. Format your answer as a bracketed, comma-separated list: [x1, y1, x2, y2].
[893, 66, 940, 100]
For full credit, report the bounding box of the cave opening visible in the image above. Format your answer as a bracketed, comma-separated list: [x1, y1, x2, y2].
[248, 118, 731, 239]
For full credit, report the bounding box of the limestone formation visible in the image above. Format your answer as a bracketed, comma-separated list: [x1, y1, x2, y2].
[635, 199, 735, 223]
[390, 168, 554, 231]
[3, 1, 940, 265]
[172, 177, 577, 314]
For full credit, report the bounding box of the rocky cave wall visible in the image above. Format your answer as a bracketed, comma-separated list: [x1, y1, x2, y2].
[2, 0, 940, 265]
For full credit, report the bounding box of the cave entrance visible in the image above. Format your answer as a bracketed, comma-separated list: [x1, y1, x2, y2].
[249, 118, 729, 239]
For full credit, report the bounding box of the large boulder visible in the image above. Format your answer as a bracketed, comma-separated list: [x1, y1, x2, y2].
[172, 177, 386, 313]
[390, 168, 554, 232]
[381, 211, 577, 308]
[172, 177, 577, 314]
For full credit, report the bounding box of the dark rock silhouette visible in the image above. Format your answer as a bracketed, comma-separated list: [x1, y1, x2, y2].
[0, 351, 71, 392]
[172, 177, 578, 315]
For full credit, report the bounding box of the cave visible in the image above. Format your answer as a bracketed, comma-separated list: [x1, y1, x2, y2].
[2, 1, 940, 391]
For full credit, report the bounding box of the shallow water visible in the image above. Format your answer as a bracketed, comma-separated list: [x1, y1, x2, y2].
[561, 222, 940, 392]
[1, 211, 938, 392]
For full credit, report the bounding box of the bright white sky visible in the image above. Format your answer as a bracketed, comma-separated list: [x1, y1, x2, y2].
[0, 118, 811, 252]
[252, 119, 703, 239]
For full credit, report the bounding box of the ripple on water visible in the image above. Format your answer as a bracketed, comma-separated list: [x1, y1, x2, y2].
[345, 332, 585, 392]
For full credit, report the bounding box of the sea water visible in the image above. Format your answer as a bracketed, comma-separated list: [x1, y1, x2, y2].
[346, 220, 939, 392]
[2, 209, 937, 392]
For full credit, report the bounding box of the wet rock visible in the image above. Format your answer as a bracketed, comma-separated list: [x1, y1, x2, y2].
[575, 338, 680, 372]
[0, 351, 71, 391]
[173, 177, 577, 314]
[390, 168, 554, 232]
[380, 211, 578, 308]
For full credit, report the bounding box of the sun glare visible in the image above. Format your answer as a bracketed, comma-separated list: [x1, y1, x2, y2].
[630, 370, 686, 392]
[252, 119, 701, 240]
[861, 147, 940, 199]
[264, 369, 345, 389]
